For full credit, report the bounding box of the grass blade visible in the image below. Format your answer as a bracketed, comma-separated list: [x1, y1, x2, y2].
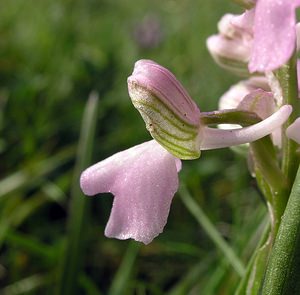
[179, 185, 245, 277]
[108, 241, 141, 295]
[56, 92, 99, 295]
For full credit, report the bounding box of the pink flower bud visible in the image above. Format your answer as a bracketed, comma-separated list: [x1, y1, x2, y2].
[207, 14, 252, 77]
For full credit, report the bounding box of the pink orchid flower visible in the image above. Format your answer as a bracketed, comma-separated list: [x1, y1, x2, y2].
[249, 0, 300, 72]
[80, 60, 292, 244]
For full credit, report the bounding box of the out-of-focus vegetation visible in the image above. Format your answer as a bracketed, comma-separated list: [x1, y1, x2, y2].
[0, 0, 267, 294]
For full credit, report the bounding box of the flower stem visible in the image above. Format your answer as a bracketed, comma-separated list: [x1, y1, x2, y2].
[250, 138, 288, 237]
[277, 55, 300, 187]
[200, 109, 261, 126]
[261, 164, 300, 294]
[250, 137, 287, 197]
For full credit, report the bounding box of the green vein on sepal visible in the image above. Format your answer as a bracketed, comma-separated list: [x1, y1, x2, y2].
[154, 133, 200, 159]
[138, 109, 198, 141]
[131, 93, 198, 131]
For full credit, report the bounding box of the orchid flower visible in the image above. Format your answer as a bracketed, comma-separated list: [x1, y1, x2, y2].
[80, 60, 292, 244]
[249, 0, 300, 72]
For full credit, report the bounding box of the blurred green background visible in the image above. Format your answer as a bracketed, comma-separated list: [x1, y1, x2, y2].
[0, 0, 266, 294]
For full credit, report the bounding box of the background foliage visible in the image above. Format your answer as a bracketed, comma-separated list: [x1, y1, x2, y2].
[0, 0, 266, 294]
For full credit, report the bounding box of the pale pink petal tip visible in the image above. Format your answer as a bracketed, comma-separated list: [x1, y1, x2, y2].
[249, 1, 299, 72]
[286, 118, 300, 144]
[80, 140, 180, 244]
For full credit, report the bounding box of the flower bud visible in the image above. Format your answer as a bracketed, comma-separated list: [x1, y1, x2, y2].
[127, 60, 202, 159]
[207, 36, 250, 77]
[207, 13, 253, 77]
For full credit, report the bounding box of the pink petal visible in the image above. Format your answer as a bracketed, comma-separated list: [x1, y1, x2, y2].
[231, 10, 255, 36]
[80, 140, 181, 244]
[237, 89, 276, 119]
[297, 59, 300, 92]
[218, 76, 269, 110]
[249, 0, 300, 72]
[237, 89, 282, 146]
[286, 118, 300, 143]
[206, 34, 251, 63]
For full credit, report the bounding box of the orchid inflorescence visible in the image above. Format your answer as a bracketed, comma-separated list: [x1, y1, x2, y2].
[80, 0, 300, 248]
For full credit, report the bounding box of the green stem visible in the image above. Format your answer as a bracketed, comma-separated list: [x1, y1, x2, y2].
[261, 165, 300, 294]
[250, 138, 289, 238]
[179, 185, 245, 277]
[250, 137, 287, 198]
[277, 55, 300, 186]
[55, 92, 99, 295]
[200, 109, 261, 126]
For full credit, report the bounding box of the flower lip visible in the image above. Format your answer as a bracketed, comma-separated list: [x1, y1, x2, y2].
[80, 140, 181, 244]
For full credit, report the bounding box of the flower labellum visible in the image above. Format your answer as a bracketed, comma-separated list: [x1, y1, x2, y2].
[80, 140, 181, 244]
[127, 59, 202, 160]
